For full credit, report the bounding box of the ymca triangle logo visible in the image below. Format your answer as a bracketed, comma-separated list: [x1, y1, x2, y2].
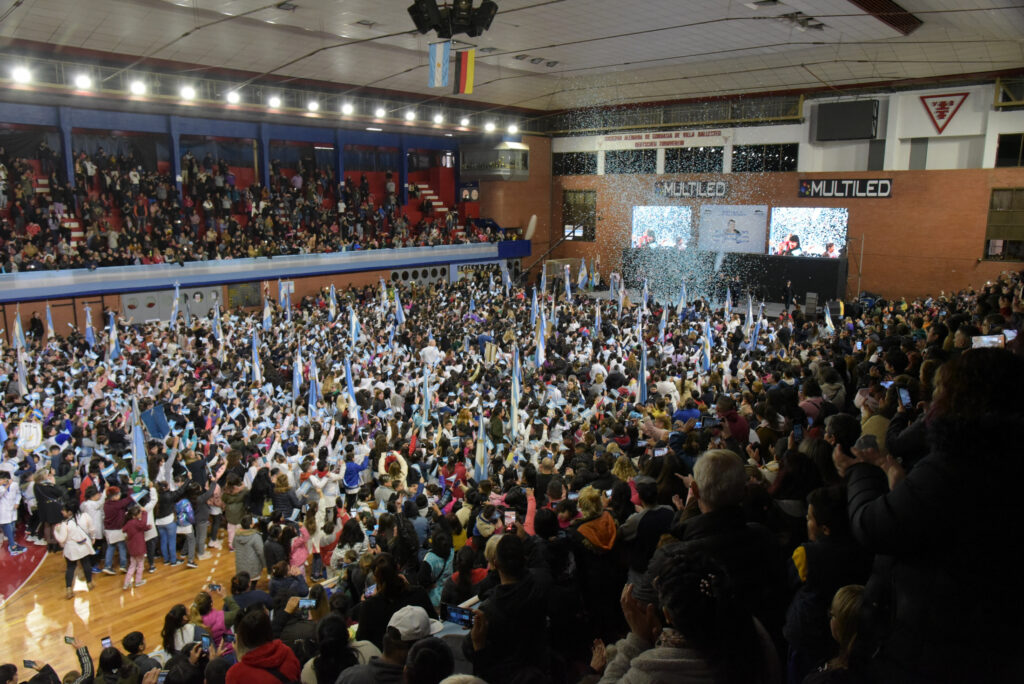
[920, 92, 968, 134]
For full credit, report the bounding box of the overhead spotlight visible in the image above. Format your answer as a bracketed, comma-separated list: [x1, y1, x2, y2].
[405, 110, 416, 121]
[307, 100, 320, 111]
[11, 66, 31, 84]
[460, 117, 470, 126]
[408, 0, 442, 34]
[744, 0, 781, 8]
[375, 106, 386, 117]
[341, 102, 354, 115]
[507, 124, 518, 134]
[514, 54, 529, 61]
[433, 113, 444, 124]
[129, 80, 147, 95]
[467, 0, 498, 37]
[484, 121, 496, 132]
[529, 57, 544, 64]
[226, 90, 241, 104]
[545, 61, 559, 68]
[73, 73, 93, 89]
[268, 95, 282, 108]
[452, 0, 473, 25]
[180, 85, 196, 100]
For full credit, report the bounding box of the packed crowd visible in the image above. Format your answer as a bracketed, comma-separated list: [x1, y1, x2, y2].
[0, 147, 498, 272]
[2, 264, 1023, 684]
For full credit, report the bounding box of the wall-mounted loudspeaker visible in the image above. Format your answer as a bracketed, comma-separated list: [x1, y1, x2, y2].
[390, 266, 449, 285]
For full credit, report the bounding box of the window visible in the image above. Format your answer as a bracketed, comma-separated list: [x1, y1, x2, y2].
[605, 149, 656, 174]
[665, 146, 724, 173]
[731, 143, 798, 172]
[553, 152, 597, 175]
[984, 188, 1024, 261]
[562, 190, 597, 241]
[995, 134, 1024, 167]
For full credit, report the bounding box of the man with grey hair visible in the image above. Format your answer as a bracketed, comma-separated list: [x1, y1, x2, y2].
[634, 449, 788, 647]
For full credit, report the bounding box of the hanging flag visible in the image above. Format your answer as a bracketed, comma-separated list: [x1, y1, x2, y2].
[12, 311, 26, 350]
[308, 359, 321, 412]
[292, 345, 303, 403]
[428, 41, 451, 88]
[535, 309, 546, 367]
[45, 303, 55, 340]
[131, 395, 148, 479]
[16, 346, 29, 397]
[453, 48, 475, 94]
[510, 347, 521, 439]
[639, 341, 648, 404]
[529, 287, 537, 328]
[170, 282, 180, 329]
[577, 258, 588, 290]
[349, 307, 360, 346]
[676, 280, 688, 316]
[262, 297, 272, 332]
[345, 357, 360, 422]
[744, 294, 754, 337]
[395, 289, 406, 326]
[212, 305, 223, 342]
[475, 404, 488, 482]
[328, 284, 337, 322]
[107, 311, 120, 360]
[251, 329, 263, 385]
[84, 303, 95, 348]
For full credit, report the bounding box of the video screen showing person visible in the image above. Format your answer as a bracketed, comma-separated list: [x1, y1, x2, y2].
[769, 207, 849, 258]
[631, 206, 692, 249]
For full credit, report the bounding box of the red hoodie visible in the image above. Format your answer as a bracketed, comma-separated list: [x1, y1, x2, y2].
[225, 639, 301, 684]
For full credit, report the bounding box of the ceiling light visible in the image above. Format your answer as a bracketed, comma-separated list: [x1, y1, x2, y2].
[445, 133, 454, 137]
[341, 102, 354, 115]
[11, 66, 31, 84]
[375, 106, 386, 118]
[129, 80, 147, 95]
[180, 85, 196, 100]
[307, 100, 320, 112]
[545, 61, 559, 68]
[226, 90, 241, 104]
[508, 124, 518, 134]
[460, 117, 470, 126]
[366, 127, 383, 131]
[744, 0, 781, 8]
[73, 73, 93, 89]
[529, 57, 544, 64]
[514, 54, 529, 61]
[484, 121, 496, 132]
[268, 96, 282, 108]
[405, 110, 416, 121]
[433, 113, 444, 124]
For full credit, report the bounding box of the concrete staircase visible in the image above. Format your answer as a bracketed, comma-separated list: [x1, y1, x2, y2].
[407, 182, 466, 239]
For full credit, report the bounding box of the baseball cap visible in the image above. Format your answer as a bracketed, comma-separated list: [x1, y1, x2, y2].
[387, 605, 444, 641]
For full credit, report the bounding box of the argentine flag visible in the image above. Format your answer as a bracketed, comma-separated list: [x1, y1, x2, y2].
[428, 41, 451, 88]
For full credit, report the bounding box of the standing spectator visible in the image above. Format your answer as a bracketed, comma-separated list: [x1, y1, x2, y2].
[101, 486, 132, 574]
[121, 505, 151, 590]
[0, 471, 27, 555]
[233, 516, 265, 586]
[54, 500, 96, 598]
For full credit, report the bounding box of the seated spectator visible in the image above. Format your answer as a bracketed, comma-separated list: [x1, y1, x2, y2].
[299, 614, 379, 684]
[355, 553, 437, 650]
[803, 585, 864, 684]
[226, 606, 301, 684]
[339, 606, 443, 684]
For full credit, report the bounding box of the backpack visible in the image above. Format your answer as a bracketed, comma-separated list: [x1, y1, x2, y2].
[175, 498, 195, 527]
[265, 669, 301, 684]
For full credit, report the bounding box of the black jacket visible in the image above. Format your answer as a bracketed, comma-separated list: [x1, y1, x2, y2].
[846, 416, 1024, 683]
[354, 585, 437, 650]
[463, 571, 550, 684]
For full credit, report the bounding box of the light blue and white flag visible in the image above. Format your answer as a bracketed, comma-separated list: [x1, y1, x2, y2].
[577, 258, 588, 289]
[639, 341, 648, 404]
[475, 404, 488, 483]
[131, 395, 148, 479]
[107, 311, 120, 360]
[395, 289, 406, 326]
[45, 303, 55, 340]
[824, 303, 836, 335]
[170, 282, 180, 329]
[530, 288, 537, 327]
[564, 263, 572, 302]
[328, 284, 337, 322]
[535, 309, 546, 367]
[262, 297, 272, 332]
[308, 359, 321, 412]
[676, 280, 688, 316]
[292, 345, 303, 403]
[428, 41, 451, 88]
[510, 347, 522, 438]
[345, 357, 360, 422]
[84, 303, 95, 348]
[251, 329, 263, 385]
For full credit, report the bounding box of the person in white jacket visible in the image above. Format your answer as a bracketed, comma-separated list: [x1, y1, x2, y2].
[0, 471, 27, 556]
[54, 501, 96, 598]
[79, 484, 107, 573]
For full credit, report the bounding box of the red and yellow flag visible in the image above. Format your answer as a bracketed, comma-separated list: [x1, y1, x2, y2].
[453, 49, 475, 94]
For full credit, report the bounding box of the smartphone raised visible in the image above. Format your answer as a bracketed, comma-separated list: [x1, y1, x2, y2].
[64, 636, 76, 645]
[972, 334, 1005, 349]
[368, 534, 377, 547]
[792, 424, 804, 442]
[502, 510, 516, 529]
[364, 583, 377, 598]
[157, 671, 169, 684]
[208, 583, 222, 593]
[222, 634, 235, 644]
[443, 603, 475, 628]
[298, 598, 316, 609]
[201, 635, 211, 652]
[101, 636, 112, 649]
[23, 661, 37, 670]
[898, 387, 912, 409]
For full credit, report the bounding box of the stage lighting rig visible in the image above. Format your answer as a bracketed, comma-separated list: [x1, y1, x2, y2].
[408, 0, 498, 39]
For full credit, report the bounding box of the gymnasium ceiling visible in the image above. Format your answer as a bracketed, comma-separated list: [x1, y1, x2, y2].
[2, 0, 1023, 112]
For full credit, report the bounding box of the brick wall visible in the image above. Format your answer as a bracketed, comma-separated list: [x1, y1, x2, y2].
[542, 167, 1024, 298]
[480, 135, 552, 280]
